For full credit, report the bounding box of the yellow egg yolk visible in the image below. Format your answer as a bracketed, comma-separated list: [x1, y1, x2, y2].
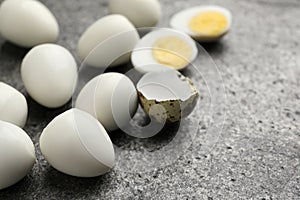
[152, 36, 193, 69]
[189, 11, 228, 36]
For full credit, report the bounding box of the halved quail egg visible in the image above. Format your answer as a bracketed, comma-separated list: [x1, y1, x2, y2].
[131, 28, 198, 73]
[170, 5, 232, 42]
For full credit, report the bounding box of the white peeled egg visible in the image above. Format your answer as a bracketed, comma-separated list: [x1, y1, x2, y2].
[131, 28, 198, 73]
[108, 0, 161, 28]
[21, 44, 77, 108]
[0, 82, 27, 128]
[76, 73, 138, 132]
[0, 120, 36, 190]
[170, 5, 232, 42]
[39, 108, 115, 177]
[0, 0, 59, 47]
[77, 14, 140, 68]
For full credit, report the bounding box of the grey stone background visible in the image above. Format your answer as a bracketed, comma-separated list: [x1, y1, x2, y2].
[0, 0, 300, 199]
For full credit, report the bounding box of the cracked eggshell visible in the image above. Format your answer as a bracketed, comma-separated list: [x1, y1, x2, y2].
[0, 0, 59, 47]
[77, 14, 140, 68]
[0, 120, 36, 190]
[137, 70, 199, 123]
[21, 44, 77, 108]
[75, 72, 138, 132]
[39, 108, 115, 177]
[108, 0, 161, 28]
[0, 82, 28, 128]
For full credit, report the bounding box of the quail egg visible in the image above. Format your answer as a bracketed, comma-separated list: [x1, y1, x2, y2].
[39, 108, 115, 177]
[131, 28, 198, 73]
[170, 5, 232, 42]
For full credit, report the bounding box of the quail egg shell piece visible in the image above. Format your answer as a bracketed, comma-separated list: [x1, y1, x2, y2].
[77, 14, 140, 68]
[40, 108, 115, 177]
[131, 29, 198, 73]
[137, 70, 199, 123]
[0, 0, 59, 47]
[0, 120, 35, 190]
[21, 44, 77, 108]
[108, 0, 161, 28]
[0, 82, 28, 128]
[75, 72, 138, 132]
[170, 5, 232, 42]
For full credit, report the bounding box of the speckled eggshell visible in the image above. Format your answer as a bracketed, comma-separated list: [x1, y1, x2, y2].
[137, 70, 199, 123]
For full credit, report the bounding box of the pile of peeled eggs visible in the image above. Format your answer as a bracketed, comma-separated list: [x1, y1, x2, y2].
[0, 0, 232, 189]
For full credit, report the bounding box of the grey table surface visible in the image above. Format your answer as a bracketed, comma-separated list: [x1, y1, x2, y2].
[0, 0, 300, 199]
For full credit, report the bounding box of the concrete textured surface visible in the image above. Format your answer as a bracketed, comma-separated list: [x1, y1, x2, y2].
[0, 0, 300, 199]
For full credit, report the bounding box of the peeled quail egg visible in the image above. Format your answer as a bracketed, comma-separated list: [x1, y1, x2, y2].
[40, 108, 115, 177]
[0, 82, 28, 128]
[108, 0, 161, 28]
[131, 29, 198, 73]
[21, 44, 77, 108]
[137, 70, 199, 123]
[0, 120, 36, 190]
[170, 5, 232, 42]
[76, 73, 138, 132]
[77, 14, 140, 68]
[0, 0, 59, 47]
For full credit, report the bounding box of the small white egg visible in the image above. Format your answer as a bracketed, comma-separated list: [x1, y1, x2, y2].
[131, 28, 198, 73]
[76, 73, 138, 132]
[21, 44, 77, 108]
[0, 120, 35, 190]
[39, 108, 115, 177]
[0, 82, 27, 128]
[170, 5, 232, 42]
[0, 0, 59, 48]
[77, 14, 140, 68]
[108, 0, 161, 28]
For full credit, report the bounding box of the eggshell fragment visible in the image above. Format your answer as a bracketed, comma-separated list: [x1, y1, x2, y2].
[77, 14, 140, 68]
[0, 120, 35, 190]
[137, 70, 199, 123]
[21, 44, 77, 108]
[0, 82, 28, 128]
[76, 73, 138, 131]
[39, 108, 115, 177]
[108, 0, 161, 28]
[0, 0, 59, 47]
